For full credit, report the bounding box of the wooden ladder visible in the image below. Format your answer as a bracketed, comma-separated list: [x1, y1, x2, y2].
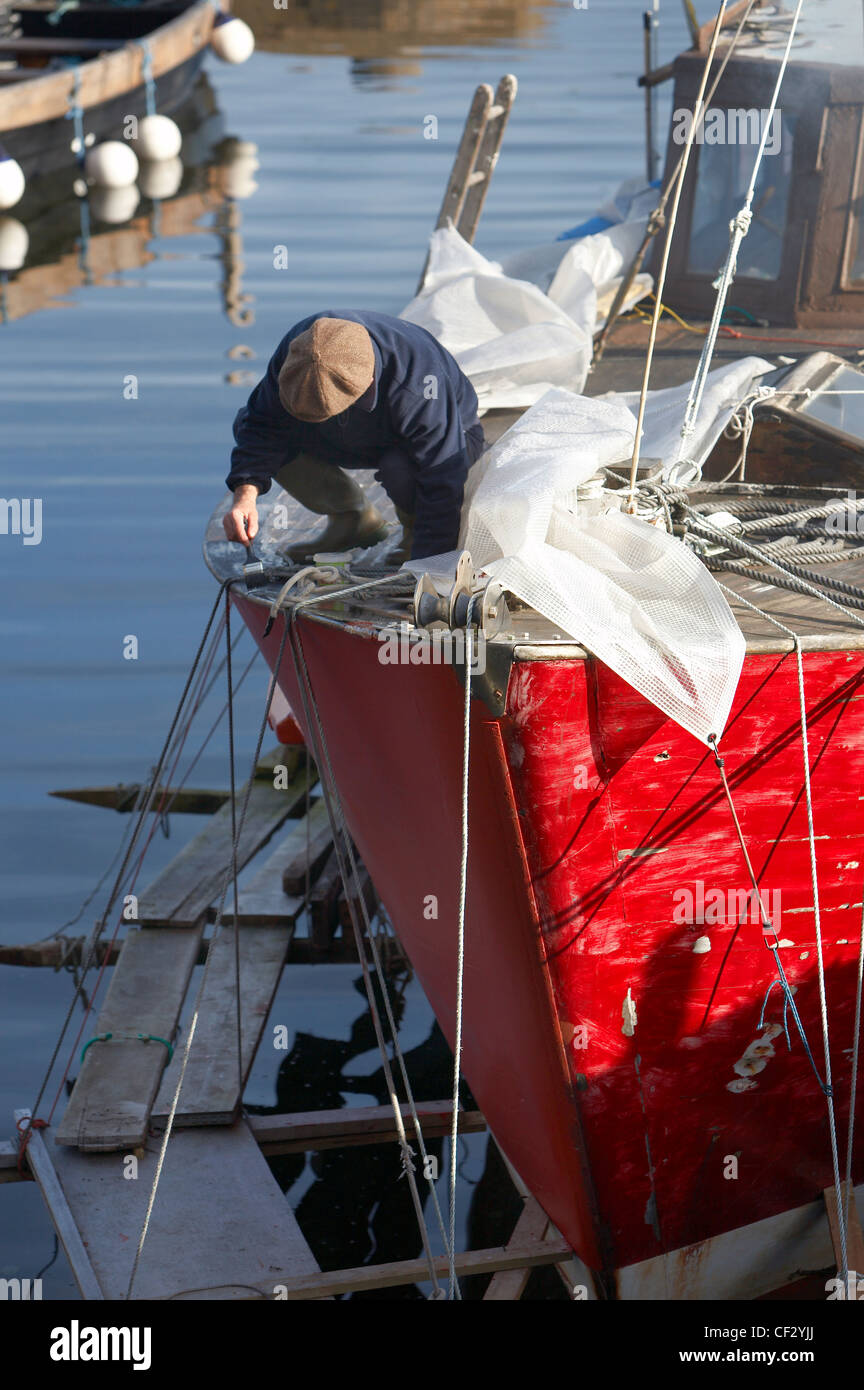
[416, 73, 518, 294]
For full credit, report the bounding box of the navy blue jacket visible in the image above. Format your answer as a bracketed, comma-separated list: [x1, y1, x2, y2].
[227, 309, 481, 558]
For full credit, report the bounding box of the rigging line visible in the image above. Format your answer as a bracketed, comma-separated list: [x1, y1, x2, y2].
[678, 0, 805, 455]
[627, 0, 731, 505]
[283, 606, 449, 1297]
[449, 597, 475, 1300]
[686, 512, 864, 628]
[225, 593, 244, 1100]
[593, 0, 758, 365]
[282, 588, 456, 1275]
[127, 608, 292, 1301]
[715, 581, 852, 1279]
[42, 608, 241, 1122]
[19, 580, 233, 1154]
[49, 620, 247, 942]
[161, 647, 260, 819]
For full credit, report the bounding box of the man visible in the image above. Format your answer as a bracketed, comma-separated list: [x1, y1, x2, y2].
[223, 309, 485, 562]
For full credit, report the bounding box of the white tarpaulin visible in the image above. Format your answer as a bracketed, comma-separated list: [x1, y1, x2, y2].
[403, 370, 773, 744]
[400, 180, 658, 410]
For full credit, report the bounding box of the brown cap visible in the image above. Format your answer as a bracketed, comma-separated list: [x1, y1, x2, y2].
[277, 318, 375, 422]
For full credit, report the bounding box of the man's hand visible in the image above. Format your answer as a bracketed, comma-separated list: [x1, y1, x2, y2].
[224, 483, 260, 546]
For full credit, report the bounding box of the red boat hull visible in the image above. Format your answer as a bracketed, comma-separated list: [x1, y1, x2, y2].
[236, 594, 864, 1277]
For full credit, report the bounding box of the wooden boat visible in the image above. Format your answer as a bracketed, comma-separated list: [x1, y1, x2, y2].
[0, 0, 223, 179]
[204, 6, 864, 1299]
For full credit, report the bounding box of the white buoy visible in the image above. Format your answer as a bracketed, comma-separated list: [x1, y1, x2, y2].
[138, 157, 183, 200]
[89, 183, 140, 224]
[137, 114, 182, 162]
[0, 152, 25, 211]
[0, 216, 28, 271]
[210, 15, 255, 64]
[215, 138, 259, 200]
[85, 141, 139, 189]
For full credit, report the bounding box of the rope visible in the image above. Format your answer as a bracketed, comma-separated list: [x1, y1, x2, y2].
[714, 581, 850, 1281]
[593, 0, 757, 365]
[449, 596, 475, 1298]
[225, 594, 244, 1098]
[277, 583, 455, 1296]
[80, 1032, 173, 1063]
[626, 0, 732, 504]
[135, 40, 157, 119]
[19, 581, 234, 1166]
[126, 599, 291, 1299]
[677, 0, 805, 457]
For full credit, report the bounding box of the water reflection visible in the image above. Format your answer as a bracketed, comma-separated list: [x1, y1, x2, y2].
[237, 0, 554, 81]
[0, 73, 257, 327]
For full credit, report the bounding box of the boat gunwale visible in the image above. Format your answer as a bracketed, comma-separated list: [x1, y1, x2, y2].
[0, 0, 222, 133]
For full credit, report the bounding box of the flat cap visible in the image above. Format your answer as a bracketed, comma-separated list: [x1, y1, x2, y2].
[277, 317, 375, 422]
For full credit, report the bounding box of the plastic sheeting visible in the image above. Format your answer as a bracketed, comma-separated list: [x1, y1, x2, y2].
[404, 378, 764, 744]
[400, 180, 657, 410]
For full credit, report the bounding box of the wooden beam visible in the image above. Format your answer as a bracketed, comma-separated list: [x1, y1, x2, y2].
[337, 862, 378, 932]
[483, 1194, 551, 1300]
[50, 785, 232, 815]
[55, 925, 204, 1151]
[137, 764, 314, 927]
[239, 1238, 574, 1300]
[152, 923, 291, 1128]
[280, 799, 334, 895]
[637, 60, 675, 89]
[248, 1101, 486, 1155]
[308, 850, 341, 950]
[14, 1112, 104, 1299]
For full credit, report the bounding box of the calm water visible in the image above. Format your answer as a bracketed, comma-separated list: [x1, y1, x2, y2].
[0, 0, 688, 1297]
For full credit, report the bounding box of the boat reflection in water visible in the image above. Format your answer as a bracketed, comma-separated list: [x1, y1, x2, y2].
[234, 0, 555, 86]
[0, 72, 257, 327]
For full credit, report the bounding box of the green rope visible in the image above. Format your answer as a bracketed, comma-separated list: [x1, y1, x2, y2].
[80, 1032, 173, 1064]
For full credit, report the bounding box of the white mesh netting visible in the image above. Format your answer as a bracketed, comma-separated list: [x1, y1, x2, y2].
[406, 385, 750, 745]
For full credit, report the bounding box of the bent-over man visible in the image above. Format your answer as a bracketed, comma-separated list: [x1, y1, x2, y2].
[223, 309, 485, 562]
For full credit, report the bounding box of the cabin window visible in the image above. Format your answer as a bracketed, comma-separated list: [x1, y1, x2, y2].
[686, 113, 797, 281]
[798, 364, 864, 439]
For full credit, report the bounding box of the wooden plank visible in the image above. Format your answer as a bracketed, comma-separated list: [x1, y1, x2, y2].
[14, 1112, 103, 1300]
[137, 766, 314, 927]
[50, 1121, 320, 1300]
[0, 1139, 19, 1184]
[483, 1194, 550, 1300]
[308, 850, 341, 950]
[337, 862, 378, 932]
[249, 1101, 486, 1155]
[456, 74, 518, 245]
[280, 799, 335, 894]
[223, 815, 310, 926]
[50, 784, 232, 815]
[242, 1238, 573, 1300]
[823, 1182, 864, 1277]
[152, 924, 290, 1127]
[55, 925, 204, 1151]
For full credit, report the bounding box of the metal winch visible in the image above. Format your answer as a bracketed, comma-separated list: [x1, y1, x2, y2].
[412, 551, 510, 637]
